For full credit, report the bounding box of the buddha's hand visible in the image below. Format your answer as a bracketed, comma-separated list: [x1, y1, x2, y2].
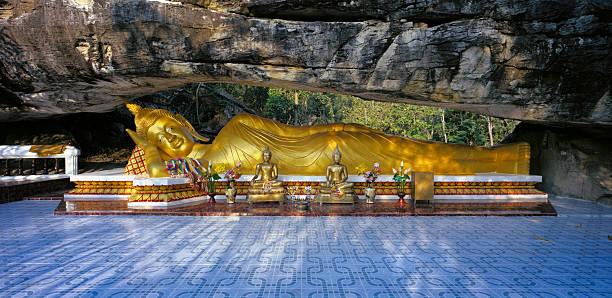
[126, 129, 169, 178]
[126, 129, 156, 152]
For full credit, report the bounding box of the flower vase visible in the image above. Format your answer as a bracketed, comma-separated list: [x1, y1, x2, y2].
[397, 191, 406, 206]
[365, 181, 376, 204]
[225, 180, 237, 204]
[208, 193, 216, 204]
[207, 181, 216, 204]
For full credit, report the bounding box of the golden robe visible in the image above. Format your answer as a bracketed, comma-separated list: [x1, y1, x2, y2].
[198, 114, 530, 175]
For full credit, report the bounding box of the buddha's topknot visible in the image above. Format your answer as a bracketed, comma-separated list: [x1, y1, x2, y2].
[125, 102, 209, 142]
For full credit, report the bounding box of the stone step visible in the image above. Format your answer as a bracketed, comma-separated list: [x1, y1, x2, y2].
[0, 179, 72, 204]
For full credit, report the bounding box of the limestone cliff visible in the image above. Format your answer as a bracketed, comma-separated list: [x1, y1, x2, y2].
[505, 123, 612, 204]
[0, 0, 610, 124]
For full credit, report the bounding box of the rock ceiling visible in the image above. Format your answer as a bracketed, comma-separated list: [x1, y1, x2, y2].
[0, 0, 610, 124]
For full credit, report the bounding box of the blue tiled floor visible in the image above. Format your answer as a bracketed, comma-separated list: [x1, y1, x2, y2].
[0, 197, 611, 297]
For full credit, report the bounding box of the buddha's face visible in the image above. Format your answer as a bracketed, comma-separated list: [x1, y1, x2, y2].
[146, 117, 195, 159]
[333, 153, 341, 163]
[262, 151, 271, 162]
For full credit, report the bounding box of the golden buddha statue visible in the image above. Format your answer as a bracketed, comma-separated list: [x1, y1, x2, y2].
[125, 103, 530, 178]
[247, 147, 286, 205]
[125, 103, 209, 177]
[199, 114, 530, 176]
[316, 145, 358, 204]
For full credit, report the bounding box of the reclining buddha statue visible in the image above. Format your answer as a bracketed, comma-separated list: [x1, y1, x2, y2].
[247, 147, 286, 205]
[125, 103, 210, 178]
[316, 145, 358, 204]
[125, 103, 530, 177]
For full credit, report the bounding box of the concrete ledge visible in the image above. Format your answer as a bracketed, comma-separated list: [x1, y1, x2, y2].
[128, 196, 208, 209]
[1, 174, 70, 182]
[132, 177, 191, 186]
[435, 194, 549, 203]
[70, 175, 136, 182]
[64, 194, 130, 201]
[435, 175, 542, 183]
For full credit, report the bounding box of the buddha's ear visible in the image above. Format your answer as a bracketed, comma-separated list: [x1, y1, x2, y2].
[174, 113, 210, 142]
[191, 132, 210, 142]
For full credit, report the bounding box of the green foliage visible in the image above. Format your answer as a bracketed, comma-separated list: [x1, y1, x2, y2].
[260, 88, 352, 125]
[336, 100, 518, 146]
[445, 112, 487, 145]
[211, 83, 270, 114]
[264, 89, 295, 123]
[200, 83, 519, 146]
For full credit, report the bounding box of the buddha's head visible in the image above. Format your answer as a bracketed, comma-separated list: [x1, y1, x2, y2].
[126, 102, 209, 159]
[262, 146, 272, 162]
[332, 145, 342, 163]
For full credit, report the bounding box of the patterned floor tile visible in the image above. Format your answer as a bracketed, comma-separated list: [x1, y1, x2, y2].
[0, 197, 609, 297]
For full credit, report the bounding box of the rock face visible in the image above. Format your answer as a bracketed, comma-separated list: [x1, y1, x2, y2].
[0, 0, 610, 124]
[505, 123, 612, 205]
[0, 85, 258, 157]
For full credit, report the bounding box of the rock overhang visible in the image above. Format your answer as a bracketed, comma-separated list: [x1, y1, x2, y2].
[0, 0, 609, 125]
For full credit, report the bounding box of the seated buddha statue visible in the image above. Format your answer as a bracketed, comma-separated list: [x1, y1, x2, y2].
[124, 103, 531, 178]
[316, 145, 358, 204]
[247, 147, 286, 204]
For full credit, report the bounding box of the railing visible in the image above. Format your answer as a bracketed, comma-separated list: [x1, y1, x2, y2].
[0, 146, 80, 177]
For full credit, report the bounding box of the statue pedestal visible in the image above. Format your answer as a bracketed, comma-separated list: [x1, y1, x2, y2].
[316, 192, 358, 205]
[247, 184, 286, 205]
[247, 192, 286, 205]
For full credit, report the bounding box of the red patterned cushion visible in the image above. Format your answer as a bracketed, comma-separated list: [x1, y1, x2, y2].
[124, 146, 148, 175]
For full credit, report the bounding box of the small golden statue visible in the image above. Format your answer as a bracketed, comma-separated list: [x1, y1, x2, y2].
[247, 147, 286, 205]
[316, 145, 358, 204]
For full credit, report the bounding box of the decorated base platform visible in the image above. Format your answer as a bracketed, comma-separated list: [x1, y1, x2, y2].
[62, 173, 551, 215]
[64, 175, 210, 209]
[55, 200, 556, 216]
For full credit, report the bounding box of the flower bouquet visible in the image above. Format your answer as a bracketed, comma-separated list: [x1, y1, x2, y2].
[358, 162, 381, 203]
[304, 185, 313, 201]
[223, 162, 241, 204]
[392, 160, 411, 205]
[223, 162, 242, 183]
[392, 160, 411, 193]
[203, 162, 223, 195]
[362, 162, 381, 185]
[287, 186, 299, 203]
